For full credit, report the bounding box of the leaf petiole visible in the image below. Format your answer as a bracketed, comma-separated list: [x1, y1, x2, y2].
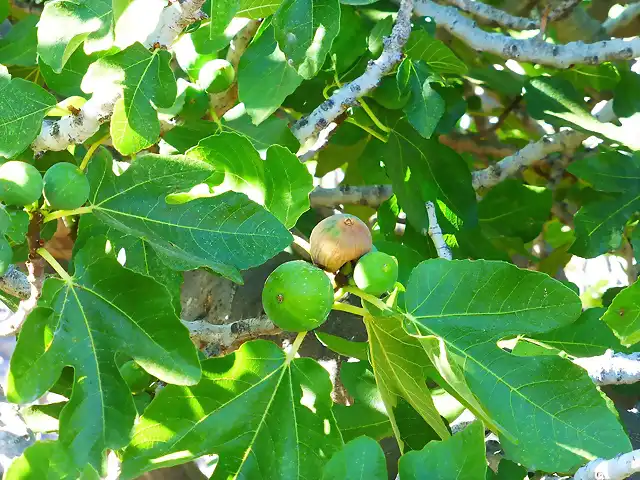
[43, 206, 93, 223]
[79, 133, 110, 171]
[332, 302, 366, 317]
[358, 98, 391, 133]
[345, 118, 388, 143]
[286, 331, 307, 363]
[37, 247, 72, 283]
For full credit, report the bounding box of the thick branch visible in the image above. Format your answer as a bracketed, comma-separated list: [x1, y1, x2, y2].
[573, 449, 640, 480]
[574, 350, 640, 386]
[414, 1, 640, 68]
[31, 0, 207, 153]
[182, 316, 280, 354]
[0, 266, 30, 301]
[424, 201, 452, 260]
[310, 185, 393, 208]
[291, 0, 413, 144]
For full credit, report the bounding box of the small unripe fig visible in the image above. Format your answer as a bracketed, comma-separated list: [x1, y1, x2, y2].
[43, 162, 90, 210]
[310, 214, 372, 272]
[354, 251, 398, 296]
[262, 260, 334, 332]
[0, 237, 12, 276]
[0, 161, 43, 206]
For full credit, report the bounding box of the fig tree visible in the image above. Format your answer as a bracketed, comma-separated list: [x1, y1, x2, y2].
[0, 161, 43, 206]
[353, 251, 398, 296]
[262, 260, 334, 332]
[198, 59, 235, 94]
[0, 237, 12, 276]
[43, 162, 90, 210]
[310, 214, 372, 272]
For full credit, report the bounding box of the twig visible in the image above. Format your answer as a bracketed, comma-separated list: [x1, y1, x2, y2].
[424, 201, 452, 260]
[472, 129, 584, 190]
[573, 449, 640, 480]
[441, 0, 538, 30]
[472, 100, 616, 191]
[414, 1, 640, 68]
[31, 0, 207, 153]
[210, 19, 261, 118]
[546, 0, 582, 23]
[297, 121, 341, 162]
[181, 316, 281, 355]
[226, 19, 261, 70]
[438, 134, 516, 159]
[2, 213, 46, 337]
[603, 3, 640, 35]
[310, 185, 393, 208]
[441, 0, 580, 31]
[621, 238, 637, 284]
[291, 0, 413, 144]
[475, 95, 523, 139]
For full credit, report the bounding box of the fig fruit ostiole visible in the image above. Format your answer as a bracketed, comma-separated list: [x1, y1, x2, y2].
[310, 214, 372, 272]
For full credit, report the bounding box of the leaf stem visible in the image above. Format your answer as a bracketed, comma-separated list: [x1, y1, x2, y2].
[345, 118, 388, 143]
[286, 331, 307, 363]
[43, 206, 93, 223]
[342, 285, 389, 312]
[37, 248, 72, 283]
[79, 133, 110, 171]
[332, 302, 367, 317]
[358, 98, 391, 133]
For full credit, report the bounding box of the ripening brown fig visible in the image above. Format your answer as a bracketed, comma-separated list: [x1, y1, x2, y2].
[310, 213, 372, 272]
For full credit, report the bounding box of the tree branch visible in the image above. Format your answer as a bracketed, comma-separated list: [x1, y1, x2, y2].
[424, 201, 453, 260]
[471, 129, 584, 190]
[181, 316, 281, 355]
[441, 0, 538, 30]
[573, 350, 640, 386]
[291, 0, 413, 145]
[210, 19, 261, 118]
[472, 101, 616, 190]
[573, 449, 640, 480]
[439, 134, 516, 159]
[603, 2, 640, 35]
[0, 213, 46, 337]
[0, 266, 30, 301]
[546, 0, 582, 23]
[414, 1, 640, 68]
[31, 0, 207, 154]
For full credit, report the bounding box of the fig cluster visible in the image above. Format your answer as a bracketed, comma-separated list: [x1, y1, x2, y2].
[0, 160, 91, 276]
[262, 214, 398, 332]
[0, 160, 90, 210]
